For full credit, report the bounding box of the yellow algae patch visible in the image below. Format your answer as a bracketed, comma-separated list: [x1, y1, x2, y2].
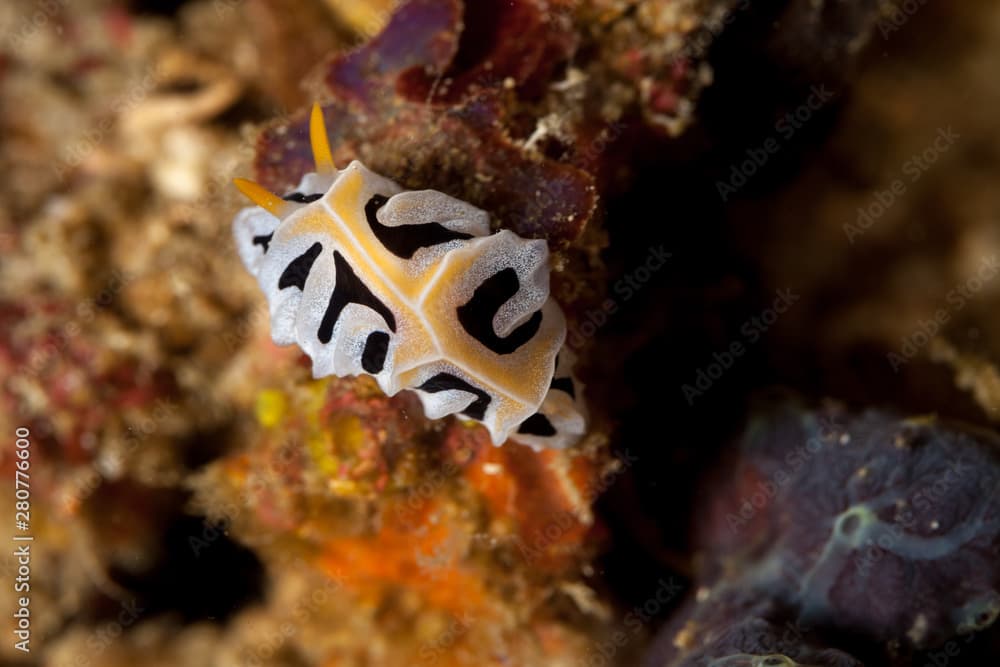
[307, 430, 340, 477]
[255, 389, 287, 427]
[330, 413, 367, 456]
[306, 413, 368, 482]
[323, 0, 395, 37]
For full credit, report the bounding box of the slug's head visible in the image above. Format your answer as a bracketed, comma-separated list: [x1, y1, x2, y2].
[232, 103, 345, 278]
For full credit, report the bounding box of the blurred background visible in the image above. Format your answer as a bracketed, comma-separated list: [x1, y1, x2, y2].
[1, 1, 999, 666]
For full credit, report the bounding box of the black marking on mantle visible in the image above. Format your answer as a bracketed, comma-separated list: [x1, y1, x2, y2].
[362, 331, 390, 374]
[551, 376, 576, 399]
[318, 251, 397, 344]
[282, 192, 323, 203]
[417, 373, 491, 421]
[517, 413, 556, 437]
[365, 194, 474, 260]
[278, 242, 323, 291]
[252, 233, 273, 253]
[457, 268, 542, 355]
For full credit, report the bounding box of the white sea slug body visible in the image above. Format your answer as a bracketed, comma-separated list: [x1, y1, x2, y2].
[232, 105, 586, 449]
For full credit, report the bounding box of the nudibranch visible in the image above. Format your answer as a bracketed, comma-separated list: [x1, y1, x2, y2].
[232, 104, 587, 449]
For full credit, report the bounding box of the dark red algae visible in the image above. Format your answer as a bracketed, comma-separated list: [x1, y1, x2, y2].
[253, 0, 597, 247]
